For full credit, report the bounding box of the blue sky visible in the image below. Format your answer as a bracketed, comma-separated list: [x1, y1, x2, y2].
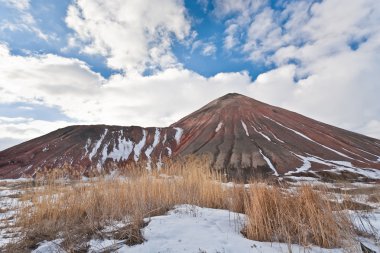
[0, 0, 380, 150]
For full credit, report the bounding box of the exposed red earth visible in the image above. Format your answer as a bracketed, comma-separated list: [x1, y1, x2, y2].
[1, 93, 380, 180]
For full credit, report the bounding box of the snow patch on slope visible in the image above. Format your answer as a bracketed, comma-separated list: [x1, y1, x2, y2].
[285, 154, 331, 175]
[108, 131, 134, 162]
[286, 153, 380, 179]
[133, 129, 147, 162]
[84, 139, 91, 156]
[330, 166, 380, 179]
[215, 122, 223, 132]
[241, 120, 249, 136]
[259, 149, 278, 176]
[88, 129, 108, 161]
[98, 142, 110, 168]
[145, 128, 161, 170]
[166, 147, 172, 157]
[174, 127, 183, 145]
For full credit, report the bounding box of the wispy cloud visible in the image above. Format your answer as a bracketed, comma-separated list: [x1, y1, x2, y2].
[192, 40, 217, 56]
[0, 0, 54, 41]
[202, 43, 217, 56]
[0, 0, 30, 11]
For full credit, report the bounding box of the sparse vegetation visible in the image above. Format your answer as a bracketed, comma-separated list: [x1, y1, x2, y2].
[368, 192, 380, 203]
[243, 184, 356, 248]
[2, 157, 377, 252]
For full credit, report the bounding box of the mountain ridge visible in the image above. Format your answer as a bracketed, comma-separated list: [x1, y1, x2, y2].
[1, 93, 380, 180]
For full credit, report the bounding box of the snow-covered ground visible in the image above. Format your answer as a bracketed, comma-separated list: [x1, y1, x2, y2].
[117, 205, 359, 253]
[29, 204, 379, 253]
[0, 183, 25, 246]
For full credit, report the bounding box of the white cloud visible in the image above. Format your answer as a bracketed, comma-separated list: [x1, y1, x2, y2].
[223, 23, 239, 49]
[0, 137, 23, 151]
[213, 0, 265, 18]
[0, 116, 71, 150]
[0, 0, 53, 41]
[192, 40, 217, 56]
[0, 44, 104, 121]
[213, 0, 267, 50]
[0, 116, 70, 141]
[248, 65, 298, 106]
[217, 0, 380, 66]
[0, 0, 29, 11]
[0, 43, 252, 139]
[202, 43, 217, 56]
[65, 0, 191, 73]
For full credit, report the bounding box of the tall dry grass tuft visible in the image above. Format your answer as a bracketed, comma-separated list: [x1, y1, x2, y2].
[243, 184, 355, 248]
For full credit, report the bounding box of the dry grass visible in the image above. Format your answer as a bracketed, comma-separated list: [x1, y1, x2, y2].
[3, 157, 374, 252]
[313, 184, 380, 195]
[243, 184, 357, 248]
[5, 157, 243, 252]
[368, 193, 380, 203]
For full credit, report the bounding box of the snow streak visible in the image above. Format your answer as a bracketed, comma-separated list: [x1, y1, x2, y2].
[88, 129, 108, 161]
[215, 122, 223, 132]
[251, 124, 271, 141]
[263, 116, 351, 159]
[166, 147, 172, 157]
[241, 120, 249, 136]
[145, 128, 161, 170]
[133, 129, 147, 161]
[286, 153, 380, 179]
[174, 127, 183, 145]
[259, 149, 278, 176]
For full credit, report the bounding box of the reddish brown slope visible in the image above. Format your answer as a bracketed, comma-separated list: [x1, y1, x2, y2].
[0, 93, 380, 180]
[0, 125, 181, 178]
[171, 93, 380, 180]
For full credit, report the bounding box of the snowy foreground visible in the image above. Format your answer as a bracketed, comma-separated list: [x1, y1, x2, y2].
[30, 205, 378, 253]
[1, 178, 379, 253]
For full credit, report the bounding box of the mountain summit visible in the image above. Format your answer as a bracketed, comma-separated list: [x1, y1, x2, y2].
[1, 93, 380, 180]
